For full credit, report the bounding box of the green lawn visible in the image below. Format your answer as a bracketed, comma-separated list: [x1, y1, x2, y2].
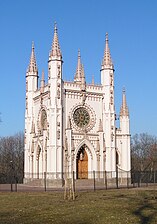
[0, 188, 157, 224]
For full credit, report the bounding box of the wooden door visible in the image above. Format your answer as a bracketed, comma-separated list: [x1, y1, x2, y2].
[77, 149, 88, 179]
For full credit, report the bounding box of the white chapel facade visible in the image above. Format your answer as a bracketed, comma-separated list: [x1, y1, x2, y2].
[24, 24, 131, 181]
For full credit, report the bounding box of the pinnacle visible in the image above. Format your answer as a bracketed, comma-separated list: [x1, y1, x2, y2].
[40, 70, 45, 92]
[49, 22, 62, 58]
[74, 50, 86, 88]
[41, 70, 45, 81]
[74, 49, 82, 82]
[120, 88, 129, 117]
[102, 33, 114, 69]
[27, 42, 38, 73]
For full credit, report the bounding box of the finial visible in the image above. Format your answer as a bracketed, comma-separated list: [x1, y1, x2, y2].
[78, 49, 81, 57]
[122, 86, 126, 94]
[105, 33, 108, 42]
[54, 21, 57, 32]
[32, 41, 34, 49]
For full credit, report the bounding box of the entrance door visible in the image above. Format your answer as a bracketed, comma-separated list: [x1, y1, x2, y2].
[77, 145, 88, 179]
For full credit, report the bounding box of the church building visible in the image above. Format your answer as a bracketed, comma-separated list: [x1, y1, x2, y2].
[24, 24, 131, 183]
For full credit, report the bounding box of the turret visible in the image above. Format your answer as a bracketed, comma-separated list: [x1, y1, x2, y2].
[119, 88, 131, 172]
[47, 23, 63, 175]
[101, 33, 116, 172]
[48, 23, 63, 103]
[24, 42, 38, 177]
[100, 33, 114, 111]
[25, 42, 38, 119]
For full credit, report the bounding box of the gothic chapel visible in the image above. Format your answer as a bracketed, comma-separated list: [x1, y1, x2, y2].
[24, 24, 131, 184]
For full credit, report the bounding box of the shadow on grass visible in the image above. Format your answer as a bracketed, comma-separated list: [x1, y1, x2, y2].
[133, 199, 157, 224]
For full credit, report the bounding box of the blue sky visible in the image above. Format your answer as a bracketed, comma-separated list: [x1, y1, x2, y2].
[0, 0, 157, 137]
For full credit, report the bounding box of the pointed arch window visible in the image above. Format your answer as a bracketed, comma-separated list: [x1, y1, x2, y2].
[40, 109, 47, 130]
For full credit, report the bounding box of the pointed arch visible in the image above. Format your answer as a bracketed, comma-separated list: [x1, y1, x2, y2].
[75, 138, 96, 161]
[74, 139, 97, 174]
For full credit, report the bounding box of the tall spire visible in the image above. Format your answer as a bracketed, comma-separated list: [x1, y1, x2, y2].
[49, 22, 62, 58]
[74, 49, 82, 82]
[27, 42, 38, 73]
[120, 88, 129, 117]
[102, 33, 113, 69]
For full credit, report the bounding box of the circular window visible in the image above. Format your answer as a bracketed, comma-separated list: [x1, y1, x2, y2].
[73, 107, 90, 128]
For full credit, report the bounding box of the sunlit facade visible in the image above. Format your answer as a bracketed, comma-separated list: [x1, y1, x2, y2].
[24, 24, 131, 183]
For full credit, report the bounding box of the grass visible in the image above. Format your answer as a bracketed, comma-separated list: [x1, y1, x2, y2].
[1, 188, 157, 224]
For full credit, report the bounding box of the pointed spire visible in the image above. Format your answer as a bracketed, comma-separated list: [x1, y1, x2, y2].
[120, 88, 129, 117]
[74, 49, 82, 82]
[27, 42, 38, 73]
[49, 22, 62, 58]
[98, 119, 103, 132]
[102, 33, 114, 69]
[74, 50, 86, 89]
[40, 70, 45, 93]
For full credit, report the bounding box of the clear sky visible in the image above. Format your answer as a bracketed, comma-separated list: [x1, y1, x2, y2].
[0, 0, 157, 137]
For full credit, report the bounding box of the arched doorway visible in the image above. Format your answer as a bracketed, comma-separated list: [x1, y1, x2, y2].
[76, 144, 88, 179]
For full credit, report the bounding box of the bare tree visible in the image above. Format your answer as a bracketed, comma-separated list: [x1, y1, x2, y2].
[131, 133, 157, 171]
[0, 132, 24, 183]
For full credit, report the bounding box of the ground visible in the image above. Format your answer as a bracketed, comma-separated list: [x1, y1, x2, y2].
[0, 187, 157, 224]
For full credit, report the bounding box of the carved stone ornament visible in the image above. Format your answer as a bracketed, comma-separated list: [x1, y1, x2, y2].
[57, 65, 61, 78]
[57, 88, 60, 99]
